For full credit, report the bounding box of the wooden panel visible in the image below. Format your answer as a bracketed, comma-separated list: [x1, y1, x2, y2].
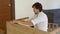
[0, 0, 12, 32]
[7, 21, 49, 34]
[7, 22, 34, 34]
[7, 19, 60, 34]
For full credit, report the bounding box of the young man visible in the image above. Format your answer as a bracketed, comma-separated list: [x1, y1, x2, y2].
[17, 2, 48, 32]
[29, 2, 48, 32]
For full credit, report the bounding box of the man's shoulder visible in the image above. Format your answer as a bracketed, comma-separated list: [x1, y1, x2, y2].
[38, 12, 48, 19]
[39, 11, 47, 16]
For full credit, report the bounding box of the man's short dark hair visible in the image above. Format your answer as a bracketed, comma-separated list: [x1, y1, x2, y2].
[32, 2, 43, 12]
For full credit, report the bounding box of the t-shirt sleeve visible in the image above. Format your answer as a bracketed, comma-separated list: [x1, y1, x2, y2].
[31, 16, 45, 25]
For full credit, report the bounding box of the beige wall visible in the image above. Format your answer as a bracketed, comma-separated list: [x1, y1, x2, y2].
[15, 0, 60, 19]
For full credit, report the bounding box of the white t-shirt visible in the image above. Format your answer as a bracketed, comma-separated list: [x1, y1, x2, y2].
[30, 11, 48, 32]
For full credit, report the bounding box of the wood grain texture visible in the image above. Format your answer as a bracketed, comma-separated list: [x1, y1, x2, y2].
[7, 20, 60, 34]
[7, 21, 49, 34]
[0, 0, 15, 33]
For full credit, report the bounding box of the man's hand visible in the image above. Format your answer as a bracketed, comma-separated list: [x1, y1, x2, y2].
[20, 20, 33, 26]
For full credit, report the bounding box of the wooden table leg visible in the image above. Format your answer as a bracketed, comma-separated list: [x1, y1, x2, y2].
[48, 24, 51, 32]
[52, 24, 54, 31]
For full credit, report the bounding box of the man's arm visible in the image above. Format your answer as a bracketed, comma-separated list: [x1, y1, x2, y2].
[20, 20, 33, 26]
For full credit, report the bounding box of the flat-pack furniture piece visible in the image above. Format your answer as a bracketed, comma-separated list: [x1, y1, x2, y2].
[6, 20, 60, 34]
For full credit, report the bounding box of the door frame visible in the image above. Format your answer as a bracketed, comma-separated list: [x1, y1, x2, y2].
[6, 0, 15, 34]
[11, 0, 15, 20]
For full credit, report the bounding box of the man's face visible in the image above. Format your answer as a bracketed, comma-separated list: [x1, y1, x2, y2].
[33, 7, 40, 14]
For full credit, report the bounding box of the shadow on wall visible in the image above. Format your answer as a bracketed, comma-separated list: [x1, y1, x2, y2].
[43, 9, 60, 24]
